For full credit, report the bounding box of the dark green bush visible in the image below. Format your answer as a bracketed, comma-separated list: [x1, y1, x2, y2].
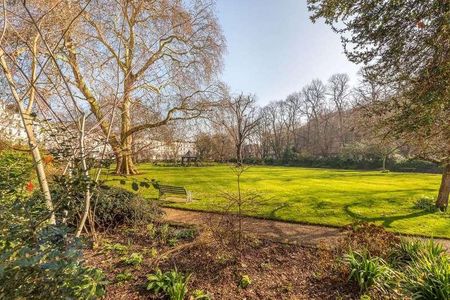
[92, 185, 162, 230]
[35, 175, 162, 231]
[392, 159, 441, 173]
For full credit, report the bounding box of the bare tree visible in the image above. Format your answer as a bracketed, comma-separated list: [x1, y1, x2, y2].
[302, 79, 326, 155]
[217, 94, 260, 164]
[327, 73, 350, 147]
[63, 0, 225, 175]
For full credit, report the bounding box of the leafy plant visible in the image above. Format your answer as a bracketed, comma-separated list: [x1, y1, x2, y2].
[146, 268, 191, 300]
[344, 251, 393, 293]
[168, 238, 179, 247]
[146, 247, 158, 258]
[104, 242, 129, 254]
[147, 223, 157, 239]
[239, 274, 252, 289]
[402, 241, 449, 299]
[159, 223, 171, 243]
[393, 239, 445, 266]
[191, 289, 212, 300]
[115, 272, 133, 283]
[122, 252, 143, 266]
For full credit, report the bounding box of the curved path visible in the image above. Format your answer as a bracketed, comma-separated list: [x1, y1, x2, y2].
[163, 207, 450, 251]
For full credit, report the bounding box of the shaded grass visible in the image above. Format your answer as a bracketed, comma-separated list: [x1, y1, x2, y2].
[103, 164, 449, 238]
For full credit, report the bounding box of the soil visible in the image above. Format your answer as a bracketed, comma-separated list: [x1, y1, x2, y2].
[84, 223, 358, 300]
[84, 208, 450, 299]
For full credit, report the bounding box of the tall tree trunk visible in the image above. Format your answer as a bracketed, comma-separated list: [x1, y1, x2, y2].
[382, 154, 387, 172]
[236, 142, 243, 165]
[24, 112, 56, 224]
[436, 163, 450, 211]
[117, 94, 137, 175]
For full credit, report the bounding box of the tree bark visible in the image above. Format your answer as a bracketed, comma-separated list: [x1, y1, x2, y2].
[236, 142, 243, 165]
[436, 163, 450, 211]
[75, 114, 91, 237]
[116, 87, 138, 175]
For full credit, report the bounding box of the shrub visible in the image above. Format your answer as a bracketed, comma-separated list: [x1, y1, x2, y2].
[93, 186, 161, 229]
[0, 153, 107, 299]
[344, 251, 394, 293]
[413, 196, 438, 212]
[146, 268, 191, 300]
[0, 199, 107, 299]
[35, 176, 162, 231]
[392, 159, 441, 174]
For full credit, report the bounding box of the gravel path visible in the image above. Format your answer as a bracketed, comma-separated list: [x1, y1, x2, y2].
[163, 207, 450, 251]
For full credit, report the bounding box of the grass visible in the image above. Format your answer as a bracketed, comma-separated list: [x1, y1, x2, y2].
[103, 164, 450, 238]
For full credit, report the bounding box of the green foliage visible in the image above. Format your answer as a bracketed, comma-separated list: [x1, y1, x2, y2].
[175, 228, 197, 240]
[413, 196, 438, 213]
[0, 152, 107, 299]
[403, 242, 450, 300]
[239, 274, 252, 289]
[0, 198, 107, 299]
[146, 268, 191, 300]
[307, 0, 450, 136]
[115, 271, 133, 283]
[344, 251, 393, 293]
[0, 150, 33, 199]
[104, 242, 129, 255]
[147, 223, 157, 239]
[122, 252, 143, 266]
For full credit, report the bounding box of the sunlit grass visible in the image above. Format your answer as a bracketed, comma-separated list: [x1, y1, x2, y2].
[103, 164, 449, 238]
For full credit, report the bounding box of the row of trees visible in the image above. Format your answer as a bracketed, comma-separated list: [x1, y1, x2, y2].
[196, 73, 398, 167]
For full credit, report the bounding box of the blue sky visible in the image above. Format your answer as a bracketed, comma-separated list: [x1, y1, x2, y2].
[216, 0, 360, 105]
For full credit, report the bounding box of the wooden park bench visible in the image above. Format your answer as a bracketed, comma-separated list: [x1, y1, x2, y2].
[151, 179, 192, 202]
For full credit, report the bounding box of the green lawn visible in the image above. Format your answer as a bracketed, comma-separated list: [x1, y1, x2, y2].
[104, 164, 450, 238]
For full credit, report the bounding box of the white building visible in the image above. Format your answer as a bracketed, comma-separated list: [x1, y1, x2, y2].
[0, 101, 46, 144]
[133, 138, 196, 162]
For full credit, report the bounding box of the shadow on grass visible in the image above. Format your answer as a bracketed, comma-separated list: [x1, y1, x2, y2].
[269, 202, 291, 218]
[343, 203, 433, 228]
